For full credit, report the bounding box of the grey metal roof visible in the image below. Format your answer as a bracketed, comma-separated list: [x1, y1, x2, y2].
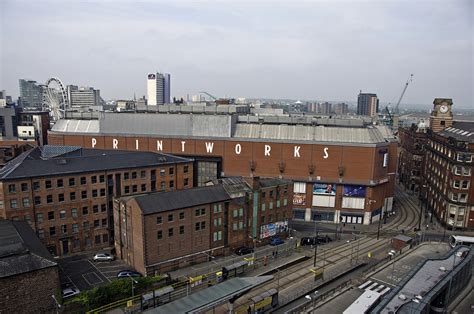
[147, 276, 273, 313]
[0, 220, 57, 278]
[135, 185, 231, 215]
[50, 112, 392, 145]
[0, 145, 192, 180]
[439, 121, 474, 143]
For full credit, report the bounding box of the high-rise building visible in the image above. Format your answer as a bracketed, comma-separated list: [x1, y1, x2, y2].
[357, 92, 379, 117]
[147, 72, 171, 106]
[320, 102, 332, 115]
[334, 103, 349, 115]
[19, 79, 43, 108]
[67, 85, 102, 109]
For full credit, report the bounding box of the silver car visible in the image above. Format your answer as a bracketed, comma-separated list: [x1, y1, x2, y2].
[62, 287, 80, 299]
[93, 253, 114, 262]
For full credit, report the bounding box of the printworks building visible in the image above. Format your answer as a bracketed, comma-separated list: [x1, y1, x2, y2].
[48, 112, 398, 225]
[0, 145, 193, 256]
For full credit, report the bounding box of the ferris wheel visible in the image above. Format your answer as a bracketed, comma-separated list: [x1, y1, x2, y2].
[43, 77, 69, 121]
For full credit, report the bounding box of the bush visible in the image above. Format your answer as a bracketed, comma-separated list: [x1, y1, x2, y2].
[65, 275, 166, 312]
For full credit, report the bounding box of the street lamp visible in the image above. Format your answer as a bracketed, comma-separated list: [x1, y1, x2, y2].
[126, 274, 138, 299]
[51, 295, 61, 314]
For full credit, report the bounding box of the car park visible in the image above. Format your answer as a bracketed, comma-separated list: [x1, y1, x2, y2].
[234, 246, 254, 256]
[93, 253, 114, 262]
[62, 287, 80, 299]
[117, 270, 142, 279]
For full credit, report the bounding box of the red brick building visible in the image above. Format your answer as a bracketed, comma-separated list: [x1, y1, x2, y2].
[0, 145, 193, 256]
[49, 113, 397, 226]
[114, 176, 292, 275]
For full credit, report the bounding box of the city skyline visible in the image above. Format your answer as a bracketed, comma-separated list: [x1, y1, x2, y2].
[1, 0, 472, 108]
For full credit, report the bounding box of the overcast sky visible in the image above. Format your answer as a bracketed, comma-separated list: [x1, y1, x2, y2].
[1, 0, 472, 108]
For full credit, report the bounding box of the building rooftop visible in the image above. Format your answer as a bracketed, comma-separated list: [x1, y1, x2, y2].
[135, 185, 231, 215]
[439, 121, 474, 143]
[0, 145, 192, 180]
[0, 220, 57, 278]
[50, 112, 394, 145]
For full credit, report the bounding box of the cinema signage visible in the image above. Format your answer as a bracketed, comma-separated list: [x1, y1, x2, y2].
[91, 138, 331, 159]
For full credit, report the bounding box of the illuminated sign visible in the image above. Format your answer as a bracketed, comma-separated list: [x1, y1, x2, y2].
[343, 185, 366, 197]
[313, 183, 336, 195]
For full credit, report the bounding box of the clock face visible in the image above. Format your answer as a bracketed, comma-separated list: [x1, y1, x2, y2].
[440, 105, 449, 113]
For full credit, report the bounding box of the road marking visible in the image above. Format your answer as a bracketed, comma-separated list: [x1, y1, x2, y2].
[88, 260, 112, 283]
[82, 272, 103, 286]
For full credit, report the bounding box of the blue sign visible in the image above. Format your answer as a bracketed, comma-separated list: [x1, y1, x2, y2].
[343, 185, 366, 197]
[313, 183, 336, 195]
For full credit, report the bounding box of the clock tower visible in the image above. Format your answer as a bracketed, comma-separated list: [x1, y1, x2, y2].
[429, 98, 453, 133]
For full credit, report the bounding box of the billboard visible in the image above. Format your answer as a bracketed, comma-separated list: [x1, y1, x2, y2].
[293, 193, 306, 206]
[260, 220, 288, 239]
[343, 185, 366, 197]
[313, 183, 336, 196]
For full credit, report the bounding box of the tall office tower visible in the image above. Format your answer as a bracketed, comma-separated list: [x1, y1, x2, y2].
[147, 72, 171, 106]
[320, 102, 332, 115]
[19, 79, 43, 108]
[67, 85, 102, 108]
[357, 92, 379, 117]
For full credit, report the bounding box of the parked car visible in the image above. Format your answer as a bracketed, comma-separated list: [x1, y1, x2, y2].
[117, 270, 142, 279]
[317, 235, 332, 243]
[270, 237, 284, 246]
[62, 287, 80, 299]
[93, 253, 114, 262]
[300, 237, 317, 246]
[234, 246, 254, 256]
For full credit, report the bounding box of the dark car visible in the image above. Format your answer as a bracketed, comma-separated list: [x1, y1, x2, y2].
[270, 237, 284, 246]
[317, 235, 332, 243]
[235, 246, 254, 256]
[117, 270, 142, 279]
[300, 237, 317, 246]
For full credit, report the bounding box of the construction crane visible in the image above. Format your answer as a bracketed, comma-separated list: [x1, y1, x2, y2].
[199, 91, 218, 101]
[394, 74, 414, 114]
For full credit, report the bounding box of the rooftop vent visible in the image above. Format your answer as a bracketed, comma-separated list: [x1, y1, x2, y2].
[398, 294, 407, 301]
[439, 266, 446, 272]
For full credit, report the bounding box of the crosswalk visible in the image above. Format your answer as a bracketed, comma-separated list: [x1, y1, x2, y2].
[358, 280, 391, 295]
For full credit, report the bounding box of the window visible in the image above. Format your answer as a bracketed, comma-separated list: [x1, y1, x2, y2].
[269, 202, 273, 210]
[239, 207, 243, 217]
[132, 185, 138, 193]
[94, 220, 100, 228]
[195, 222, 201, 231]
[169, 181, 174, 189]
[73, 239, 80, 248]
[45, 180, 52, 189]
[38, 229, 44, 239]
[58, 193, 65, 202]
[195, 208, 206, 216]
[69, 178, 75, 186]
[184, 178, 189, 186]
[141, 184, 146, 192]
[168, 214, 174, 222]
[61, 225, 67, 234]
[72, 224, 78, 233]
[103, 234, 108, 243]
[184, 165, 189, 173]
[70, 192, 76, 201]
[22, 198, 30, 207]
[261, 192, 266, 198]
[233, 222, 238, 231]
[277, 200, 281, 208]
[124, 186, 130, 194]
[157, 230, 163, 240]
[214, 217, 222, 226]
[81, 191, 87, 199]
[92, 190, 98, 198]
[169, 168, 174, 175]
[201, 221, 205, 230]
[80, 177, 87, 185]
[179, 212, 185, 220]
[82, 206, 89, 215]
[48, 211, 54, 220]
[46, 195, 53, 203]
[168, 228, 174, 237]
[83, 221, 90, 230]
[156, 216, 162, 224]
[233, 209, 238, 217]
[10, 199, 17, 209]
[93, 205, 99, 213]
[101, 204, 106, 212]
[284, 198, 288, 206]
[33, 181, 40, 191]
[71, 208, 78, 217]
[124, 172, 129, 180]
[239, 221, 244, 229]
[461, 181, 469, 189]
[49, 227, 56, 236]
[99, 175, 105, 183]
[132, 172, 137, 179]
[269, 191, 274, 198]
[160, 182, 166, 190]
[179, 226, 184, 234]
[140, 170, 146, 178]
[37, 213, 43, 223]
[102, 218, 107, 227]
[91, 176, 97, 184]
[95, 235, 101, 244]
[160, 169, 165, 176]
[261, 204, 266, 212]
[21, 183, 28, 192]
[59, 210, 66, 219]
[261, 216, 265, 223]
